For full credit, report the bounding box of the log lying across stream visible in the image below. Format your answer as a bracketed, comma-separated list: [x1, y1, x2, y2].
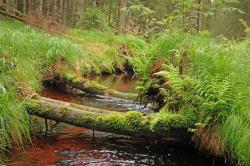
[25, 96, 196, 139]
[51, 71, 138, 101]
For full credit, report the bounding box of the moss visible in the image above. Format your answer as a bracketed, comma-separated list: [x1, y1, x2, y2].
[43, 106, 52, 115]
[111, 91, 138, 100]
[96, 113, 128, 131]
[83, 80, 107, 94]
[124, 112, 145, 132]
[74, 113, 98, 128]
[64, 72, 76, 82]
[63, 72, 108, 94]
[150, 113, 189, 133]
[126, 93, 138, 100]
[59, 107, 70, 118]
[72, 78, 81, 84]
[23, 100, 40, 113]
[94, 111, 147, 133]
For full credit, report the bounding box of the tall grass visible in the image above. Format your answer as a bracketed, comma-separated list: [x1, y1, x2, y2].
[69, 28, 150, 75]
[0, 20, 85, 163]
[174, 33, 249, 165]
[0, 56, 31, 164]
[135, 31, 250, 165]
[0, 20, 84, 90]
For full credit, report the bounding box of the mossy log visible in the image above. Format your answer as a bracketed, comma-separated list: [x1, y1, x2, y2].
[25, 96, 195, 139]
[59, 72, 138, 100]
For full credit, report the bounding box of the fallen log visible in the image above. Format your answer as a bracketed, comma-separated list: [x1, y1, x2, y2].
[52, 71, 138, 101]
[0, 10, 24, 21]
[25, 96, 196, 139]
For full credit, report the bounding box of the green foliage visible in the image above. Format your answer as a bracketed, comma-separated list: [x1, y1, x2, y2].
[0, 20, 85, 163]
[129, 50, 153, 77]
[222, 115, 250, 166]
[240, 19, 250, 38]
[153, 33, 183, 58]
[0, 46, 31, 165]
[69, 23, 250, 166]
[0, 20, 84, 91]
[76, 8, 109, 31]
[0, 15, 249, 166]
[166, 0, 241, 32]
[70, 29, 118, 44]
[95, 110, 192, 134]
[122, 35, 148, 51]
[126, 4, 160, 38]
[137, 31, 250, 165]
[69, 28, 151, 76]
[150, 112, 189, 132]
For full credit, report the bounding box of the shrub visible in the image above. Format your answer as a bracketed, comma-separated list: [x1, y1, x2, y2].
[75, 8, 109, 31]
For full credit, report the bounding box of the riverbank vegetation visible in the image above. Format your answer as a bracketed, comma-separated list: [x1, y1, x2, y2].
[0, 0, 250, 165]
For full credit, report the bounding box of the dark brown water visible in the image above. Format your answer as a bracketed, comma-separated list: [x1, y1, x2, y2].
[8, 124, 222, 166]
[88, 75, 138, 94]
[8, 76, 225, 166]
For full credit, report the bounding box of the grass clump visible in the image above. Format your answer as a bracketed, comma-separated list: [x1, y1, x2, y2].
[0, 47, 31, 164]
[0, 19, 85, 163]
[0, 20, 84, 90]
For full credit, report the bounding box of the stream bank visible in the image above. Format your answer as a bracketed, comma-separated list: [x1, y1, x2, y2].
[8, 76, 225, 166]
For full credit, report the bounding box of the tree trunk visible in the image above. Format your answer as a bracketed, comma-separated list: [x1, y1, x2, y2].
[23, 0, 26, 14]
[197, 0, 203, 32]
[75, 0, 84, 21]
[62, 0, 67, 25]
[38, 0, 43, 14]
[117, 0, 126, 34]
[25, 96, 193, 139]
[60, 0, 64, 24]
[92, 0, 97, 7]
[0, 0, 3, 10]
[6, 0, 16, 14]
[0, 8, 23, 21]
[27, 0, 31, 13]
[45, 0, 50, 16]
[108, 1, 112, 25]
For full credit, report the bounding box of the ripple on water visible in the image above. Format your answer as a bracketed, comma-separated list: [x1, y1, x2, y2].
[8, 76, 225, 166]
[9, 124, 224, 166]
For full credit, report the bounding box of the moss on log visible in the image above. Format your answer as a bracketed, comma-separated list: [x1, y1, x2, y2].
[62, 72, 138, 100]
[25, 96, 196, 139]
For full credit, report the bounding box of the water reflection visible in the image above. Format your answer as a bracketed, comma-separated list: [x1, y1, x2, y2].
[9, 124, 222, 166]
[9, 76, 225, 166]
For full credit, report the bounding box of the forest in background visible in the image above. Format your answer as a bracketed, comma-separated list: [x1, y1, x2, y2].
[0, 0, 250, 38]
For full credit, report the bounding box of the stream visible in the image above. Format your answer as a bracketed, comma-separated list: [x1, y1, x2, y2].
[8, 75, 225, 166]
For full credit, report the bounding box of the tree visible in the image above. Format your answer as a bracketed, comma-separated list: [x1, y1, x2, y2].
[38, 0, 43, 14]
[6, 0, 16, 14]
[117, 0, 126, 34]
[127, 4, 157, 39]
[166, 0, 241, 32]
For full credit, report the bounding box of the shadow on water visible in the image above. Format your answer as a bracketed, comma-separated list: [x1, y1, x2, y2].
[88, 75, 139, 94]
[8, 124, 224, 166]
[42, 88, 154, 113]
[8, 75, 226, 166]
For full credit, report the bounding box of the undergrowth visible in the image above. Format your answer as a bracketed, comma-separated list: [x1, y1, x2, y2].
[69, 28, 149, 75]
[0, 19, 249, 166]
[0, 20, 84, 163]
[134, 31, 250, 165]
